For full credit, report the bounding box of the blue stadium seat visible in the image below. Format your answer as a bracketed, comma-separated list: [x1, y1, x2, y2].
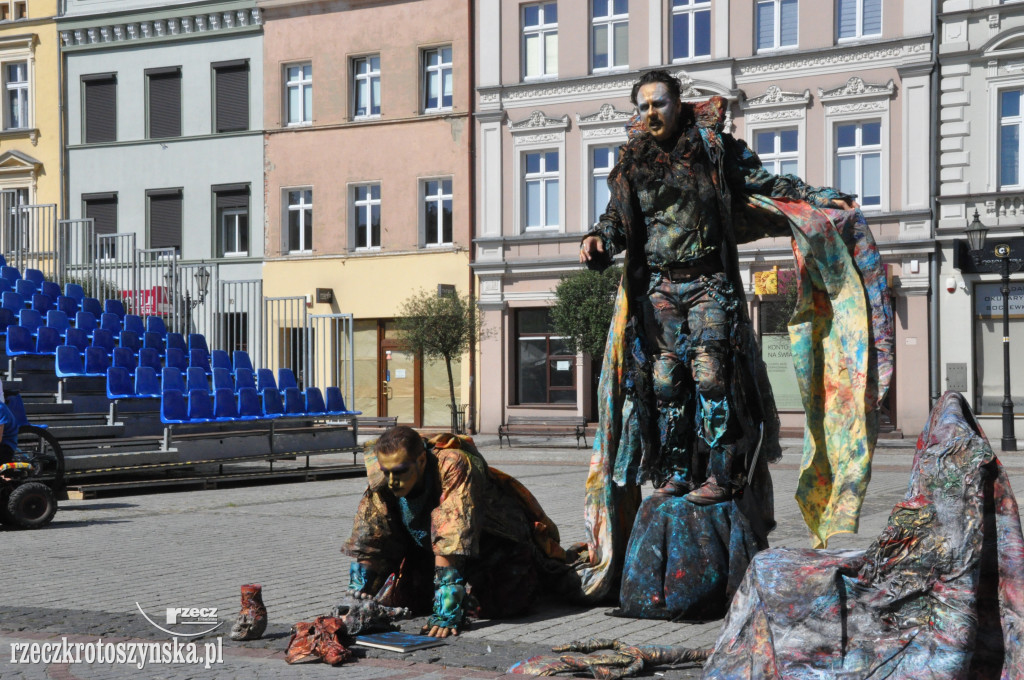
[0, 254, 6, 267]
[0, 266, 21, 285]
[283, 387, 304, 415]
[84, 346, 110, 376]
[256, 368, 277, 393]
[211, 349, 231, 372]
[2, 291, 25, 312]
[6, 325, 33, 356]
[90, 327, 116, 355]
[237, 388, 261, 420]
[186, 366, 208, 393]
[112, 347, 136, 372]
[74, 311, 97, 335]
[0, 279, 11, 295]
[278, 368, 299, 391]
[15, 279, 36, 297]
[143, 331, 165, 355]
[64, 327, 89, 353]
[325, 387, 349, 415]
[30, 293, 53, 314]
[235, 367, 256, 392]
[0, 307, 14, 337]
[81, 297, 102, 318]
[40, 281, 61, 301]
[99, 312, 122, 337]
[106, 366, 134, 399]
[166, 332, 186, 354]
[261, 388, 284, 418]
[46, 309, 70, 337]
[64, 282, 85, 302]
[212, 367, 233, 392]
[187, 389, 214, 422]
[55, 345, 86, 377]
[119, 329, 141, 354]
[233, 350, 253, 374]
[214, 388, 239, 421]
[165, 347, 188, 373]
[104, 298, 126, 319]
[189, 348, 211, 374]
[134, 366, 161, 398]
[17, 308, 41, 334]
[123, 314, 145, 336]
[34, 326, 60, 355]
[56, 295, 79, 318]
[145, 315, 167, 338]
[23, 268, 44, 288]
[161, 367, 185, 393]
[137, 347, 161, 374]
[160, 389, 188, 424]
[188, 333, 208, 353]
[305, 387, 327, 415]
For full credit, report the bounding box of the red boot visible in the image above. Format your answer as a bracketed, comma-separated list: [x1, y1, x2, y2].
[230, 584, 268, 641]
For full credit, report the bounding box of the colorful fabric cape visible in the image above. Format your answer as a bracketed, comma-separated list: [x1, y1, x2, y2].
[703, 391, 1024, 679]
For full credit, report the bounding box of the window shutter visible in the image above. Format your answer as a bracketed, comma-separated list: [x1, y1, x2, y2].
[216, 189, 249, 210]
[83, 75, 116, 143]
[147, 69, 181, 139]
[214, 62, 249, 133]
[149, 190, 182, 250]
[83, 193, 117, 235]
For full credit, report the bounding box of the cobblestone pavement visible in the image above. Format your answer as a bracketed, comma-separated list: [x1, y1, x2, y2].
[2, 437, 1022, 679]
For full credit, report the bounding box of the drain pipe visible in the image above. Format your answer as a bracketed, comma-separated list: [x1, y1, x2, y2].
[928, 0, 941, 408]
[466, 0, 477, 433]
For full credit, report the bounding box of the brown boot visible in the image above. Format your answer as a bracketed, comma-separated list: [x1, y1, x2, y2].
[230, 584, 268, 641]
[285, 621, 319, 664]
[685, 477, 732, 505]
[315, 617, 352, 666]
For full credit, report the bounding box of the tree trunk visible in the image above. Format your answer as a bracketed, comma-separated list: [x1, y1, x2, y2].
[445, 353, 457, 423]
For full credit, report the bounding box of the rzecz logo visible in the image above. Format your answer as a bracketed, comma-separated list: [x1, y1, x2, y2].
[136, 603, 222, 637]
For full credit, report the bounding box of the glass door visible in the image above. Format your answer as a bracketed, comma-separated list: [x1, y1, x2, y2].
[382, 347, 417, 424]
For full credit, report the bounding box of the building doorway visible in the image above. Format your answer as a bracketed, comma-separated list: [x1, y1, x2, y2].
[380, 333, 421, 426]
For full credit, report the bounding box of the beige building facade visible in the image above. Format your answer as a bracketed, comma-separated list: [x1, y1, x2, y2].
[474, 0, 936, 437]
[259, 0, 473, 427]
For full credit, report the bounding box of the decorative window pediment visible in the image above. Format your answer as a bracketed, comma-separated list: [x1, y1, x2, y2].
[508, 110, 569, 132]
[742, 85, 810, 124]
[818, 76, 895, 103]
[575, 103, 632, 140]
[0, 149, 41, 176]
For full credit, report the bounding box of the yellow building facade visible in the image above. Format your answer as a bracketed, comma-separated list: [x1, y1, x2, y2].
[0, 0, 60, 214]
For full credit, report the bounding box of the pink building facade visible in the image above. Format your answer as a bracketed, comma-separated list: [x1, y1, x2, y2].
[474, 0, 936, 437]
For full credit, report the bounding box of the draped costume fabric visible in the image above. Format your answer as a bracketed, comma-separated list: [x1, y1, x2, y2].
[344, 434, 576, 617]
[703, 391, 1024, 679]
[577, 96, 893, 605]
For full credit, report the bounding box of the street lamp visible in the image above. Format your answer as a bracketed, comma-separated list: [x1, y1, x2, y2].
[164, 265, 212, 334]
[963, 211, 1022, 452]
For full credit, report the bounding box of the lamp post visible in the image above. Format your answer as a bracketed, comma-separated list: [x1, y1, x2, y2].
[964, 210, 1022, 452]
[164, 265, 211, 335]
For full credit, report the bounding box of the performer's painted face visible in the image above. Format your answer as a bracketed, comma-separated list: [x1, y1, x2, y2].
[377, 447, 427, 498]
[637, 82, 680, 144]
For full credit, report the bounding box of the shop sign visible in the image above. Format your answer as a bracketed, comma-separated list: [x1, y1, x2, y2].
[974, 282, 1024, 318]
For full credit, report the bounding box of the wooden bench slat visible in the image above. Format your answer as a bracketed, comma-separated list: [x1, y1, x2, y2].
[498, 415, 588, 449]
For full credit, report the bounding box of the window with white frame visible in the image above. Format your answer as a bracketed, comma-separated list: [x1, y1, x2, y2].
[523, 3, 558, 79]
[286, 188, 313, 253]
[756, 0, 798, 51]
[4, 61, 27, 130]
[837, 0, 880, 40]
[285, 63, 312, 125]
[215, 185, 249, 258]
[1000, 89, 1023, 188]
[353, 184, 381, 249]
[754, 128, 799, 176]
[591, 145, 619, 224]
[523, 150, 559, 230]
[671, 0, 711, 62]
[835, 121, 881, 208]
[423, 179, 452, 246]
[592, 0, 628, 72]
[423, 47, 452, 112]
[353, 55, 381, 119]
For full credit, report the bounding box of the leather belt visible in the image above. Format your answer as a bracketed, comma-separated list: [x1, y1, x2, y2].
[659, 257, 722, 283]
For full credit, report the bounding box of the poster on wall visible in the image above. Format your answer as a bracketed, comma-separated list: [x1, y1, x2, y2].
[761, 333, 803, 410]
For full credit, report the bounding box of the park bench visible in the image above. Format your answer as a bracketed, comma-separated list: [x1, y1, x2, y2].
[354, 416, 398, 439]
[498, 415, 589, 449]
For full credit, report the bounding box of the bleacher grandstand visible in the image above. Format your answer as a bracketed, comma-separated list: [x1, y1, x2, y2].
[0, 247, 365, 499]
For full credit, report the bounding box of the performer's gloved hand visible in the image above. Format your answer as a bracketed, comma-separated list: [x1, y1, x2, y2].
[347, 562, 378, 600]
[422, 565, 466, 638]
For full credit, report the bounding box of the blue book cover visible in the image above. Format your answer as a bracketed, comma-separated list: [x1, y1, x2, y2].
[354, 631, 446, 653]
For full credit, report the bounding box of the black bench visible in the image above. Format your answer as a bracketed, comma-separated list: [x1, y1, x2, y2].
[498, 415, 588, 449]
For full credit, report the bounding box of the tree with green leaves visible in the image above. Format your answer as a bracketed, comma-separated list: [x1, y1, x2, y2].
[397, 288, 484, 420]
[550, 266, 622, 360]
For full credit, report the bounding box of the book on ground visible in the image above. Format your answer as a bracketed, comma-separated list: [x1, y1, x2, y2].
[354, 631, 446, 653]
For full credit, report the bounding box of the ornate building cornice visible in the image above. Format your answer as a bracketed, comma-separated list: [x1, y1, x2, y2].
[60, 7, 262, 49]
[818, 76, 896, 101]
[743, 85, 811, 109]
[575, 103, 633, 127]
[735, 38, 931, 83]
[507, 110, 570, 133]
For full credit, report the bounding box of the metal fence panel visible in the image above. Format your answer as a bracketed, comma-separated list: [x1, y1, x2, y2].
[262, 296, 307, 385]
[307, 313, 355, 409]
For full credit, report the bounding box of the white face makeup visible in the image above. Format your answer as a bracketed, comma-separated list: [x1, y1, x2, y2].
[636, 82, 681, 144]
